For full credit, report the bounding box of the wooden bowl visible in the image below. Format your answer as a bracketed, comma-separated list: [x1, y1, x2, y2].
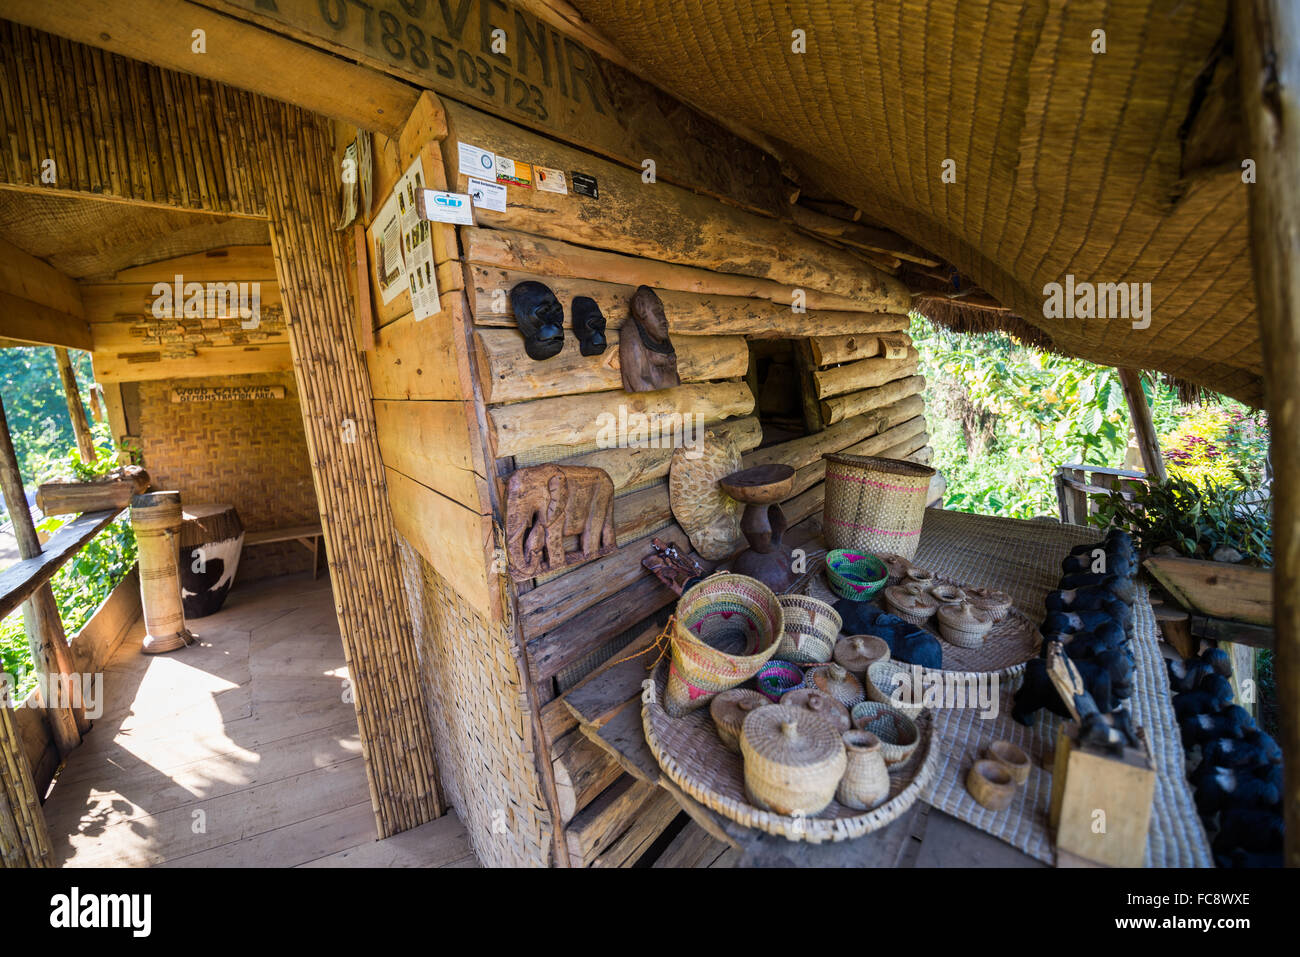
[987, 740, 1032, 785]
[967, 759, 1016, 810]
[718, 464, 796, 504]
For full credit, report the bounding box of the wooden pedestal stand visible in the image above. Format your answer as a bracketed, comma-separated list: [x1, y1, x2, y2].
[130, 491, 195, 654]
[1049, 721, 1155, 868]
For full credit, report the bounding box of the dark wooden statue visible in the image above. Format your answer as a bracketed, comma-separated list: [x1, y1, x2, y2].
[506, 464, 616, 580]
[619, 285, 680, 392]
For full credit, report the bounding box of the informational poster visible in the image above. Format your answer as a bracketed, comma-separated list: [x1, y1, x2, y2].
[372, 191, 406, 305]
[397, 157, 440, 321]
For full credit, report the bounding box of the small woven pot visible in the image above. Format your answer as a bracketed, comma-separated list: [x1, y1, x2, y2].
[666, 573, 784, 717]
[740, 704, 847, 817]
[879, 553, 913, 586]
[850, 701, 921, 765]
[967, 759, 1016, 810]
[966, 587, 1013, 622]
[775, 595, 841, 665]
[883, 583, 939, 626]
[756, 660, 804, 702]
[825, 550, 888, 601]
[987, 740, 1032, 785]
[821, 454, 935, 561]
[928, 583, 966, 604]
[904, 566, 936, 587]
[782, 687, 851, 734]
[837, 730, 891, 811]
[936, 601, 994, 649]
[865, 659, 924, 719]
[709, 689, 771, 753]
[804, 663, 866, 708]
[833, 635, 891, 681]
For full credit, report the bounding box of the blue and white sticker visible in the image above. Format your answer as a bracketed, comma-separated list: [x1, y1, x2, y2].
[417, 189, 474, 225]
[458, 142, 496, 179]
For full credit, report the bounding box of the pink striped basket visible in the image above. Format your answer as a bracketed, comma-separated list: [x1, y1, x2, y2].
[821, 454, 936, 561]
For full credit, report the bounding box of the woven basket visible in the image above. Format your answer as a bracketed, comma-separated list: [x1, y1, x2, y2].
[775, 595, 841, 664]
[825, 550, 888, 601]
[709, 689, 771, 753]
[883, 583, 939, 626]
[821, 454, 935, 561]
[781, 687, 851, 733]
[850, 701, 921, 765]
[740, 704, 846, 816]
[804, 663, 867, 708]
[864, 659, 925, 719]
[833, 635, 891, 680]
[756, 660, 804, 702]
[965, 587, 1014, 622]
[667, 573, 784, 717]
[936, 602, 994, 649]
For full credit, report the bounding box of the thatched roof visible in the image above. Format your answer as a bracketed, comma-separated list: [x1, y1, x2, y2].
[573, 1, 1260, 405]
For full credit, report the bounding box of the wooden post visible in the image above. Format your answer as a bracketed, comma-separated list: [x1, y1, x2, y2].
[0, 397, 84, 754]
[1235, 0, 1300, 867]
[1117, 368, 1167, 484]
[54, 348, 96, 465]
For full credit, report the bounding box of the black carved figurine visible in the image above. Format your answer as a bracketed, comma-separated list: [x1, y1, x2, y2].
[510, 280, 565, 360]
[571, 296, 607, 356]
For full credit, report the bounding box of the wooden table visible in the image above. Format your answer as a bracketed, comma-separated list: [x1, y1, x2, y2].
[559, 509, 1066, 867]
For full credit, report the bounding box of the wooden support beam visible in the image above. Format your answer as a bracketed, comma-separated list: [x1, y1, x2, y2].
[0, 397, 84, 755]
[0, 0, 418, 136]
[54, 349, 96, 464]
[0, 293, 92, 352]
[813, 350, 919, 399]
[1235, 0, 1300, 867]
[1117, 368, 1167, 484]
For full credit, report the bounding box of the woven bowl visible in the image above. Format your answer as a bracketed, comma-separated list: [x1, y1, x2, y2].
[756, 660, 804, 702]
[864, 659, 924, 719]
[936, 602, 994, 649]
[967, 759, 1016, 810]
[987, 740, 1032, 785]
[825, 550, 889, 601]
[775, 595, 841, 665]
[849, 701, 921, 765]
[883, 583, 939, 626]
[666, 573, 784, 717]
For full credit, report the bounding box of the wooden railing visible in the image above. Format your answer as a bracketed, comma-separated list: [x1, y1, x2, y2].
[1054, 463, 1150, 525]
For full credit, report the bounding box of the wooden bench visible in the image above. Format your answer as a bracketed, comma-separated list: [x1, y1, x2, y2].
[243, 523, 326, 579]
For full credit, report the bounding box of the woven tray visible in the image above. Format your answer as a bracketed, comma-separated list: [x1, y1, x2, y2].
[642, 660, 938, 843]
[806, 572, 1042, 679]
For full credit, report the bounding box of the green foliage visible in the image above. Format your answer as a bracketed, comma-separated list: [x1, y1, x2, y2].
[1, 347, 132, 699]
[1089, 476, 1272, 566]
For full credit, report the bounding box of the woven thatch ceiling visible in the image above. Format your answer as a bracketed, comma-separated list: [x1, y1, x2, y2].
[0, 191, 268, 281]
[574, 0, 1259, 405]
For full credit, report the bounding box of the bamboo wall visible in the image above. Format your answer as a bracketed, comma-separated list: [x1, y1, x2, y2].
[0, 23, 443, 841]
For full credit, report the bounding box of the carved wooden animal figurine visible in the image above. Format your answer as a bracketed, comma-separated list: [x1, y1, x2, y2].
[619, 285, 680, 392]
[505, 465, 616, 580]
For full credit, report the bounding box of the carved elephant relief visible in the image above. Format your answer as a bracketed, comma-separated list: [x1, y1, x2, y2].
[505, 465, 616, 580]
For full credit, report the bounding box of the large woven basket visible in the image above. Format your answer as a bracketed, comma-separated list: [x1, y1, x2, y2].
[775, 594, 841, 664]
[822, 454, 935, 561]
[667, 573, 784, 717]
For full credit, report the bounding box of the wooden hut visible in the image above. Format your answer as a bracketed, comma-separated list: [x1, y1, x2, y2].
[0, 1, 1294, 869]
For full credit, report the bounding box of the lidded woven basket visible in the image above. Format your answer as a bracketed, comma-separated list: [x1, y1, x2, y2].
[667, 572, 784, 717]
[775, 594, 841, 664]
[740, 704, 847, 816]
[709, 689, 771, 753]
[821, 454, 935, 561]
[834, 635, 891, 680]
[936, 602, 994, 649]
[804, 663, 867, 708]
[781, 687, 851, 733]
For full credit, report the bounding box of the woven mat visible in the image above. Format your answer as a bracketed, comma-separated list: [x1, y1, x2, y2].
[905, 511, 1212, 867]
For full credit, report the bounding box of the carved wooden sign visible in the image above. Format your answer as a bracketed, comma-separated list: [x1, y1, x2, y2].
[170, 386, 286, 403]
[220, 0, 785, 211]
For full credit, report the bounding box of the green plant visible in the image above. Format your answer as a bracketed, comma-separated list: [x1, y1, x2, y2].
[1089, 475, 1272, 566]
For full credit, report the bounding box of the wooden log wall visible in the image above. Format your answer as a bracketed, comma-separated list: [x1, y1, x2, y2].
[0, 23, 444, 841]
[399, 99, 933, 865]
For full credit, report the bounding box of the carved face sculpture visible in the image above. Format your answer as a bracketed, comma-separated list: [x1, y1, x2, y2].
[571, 296, 608, 356]
[630, 285, 671, 343]
[510, 281, 565, 360]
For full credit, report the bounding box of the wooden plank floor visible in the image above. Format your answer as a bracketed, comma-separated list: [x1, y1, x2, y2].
[41, 572, 477, 868]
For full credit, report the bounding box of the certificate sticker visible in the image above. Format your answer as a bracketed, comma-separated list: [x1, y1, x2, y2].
[535, 166, 568, 194]
[495, 156, 533, 188]
[458, 142, 496, 179]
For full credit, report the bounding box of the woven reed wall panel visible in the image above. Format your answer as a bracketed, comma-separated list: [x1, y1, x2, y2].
[573, 0, 1261, 405]
[134, 372, 315, 579]
[254, 100, 443, 837]
[0, 22, 265, 215]
[401, 542, 551, 867]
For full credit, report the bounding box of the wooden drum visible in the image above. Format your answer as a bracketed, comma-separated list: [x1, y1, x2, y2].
[178, 504, 244, 619]
[129, 491, 192, 654]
